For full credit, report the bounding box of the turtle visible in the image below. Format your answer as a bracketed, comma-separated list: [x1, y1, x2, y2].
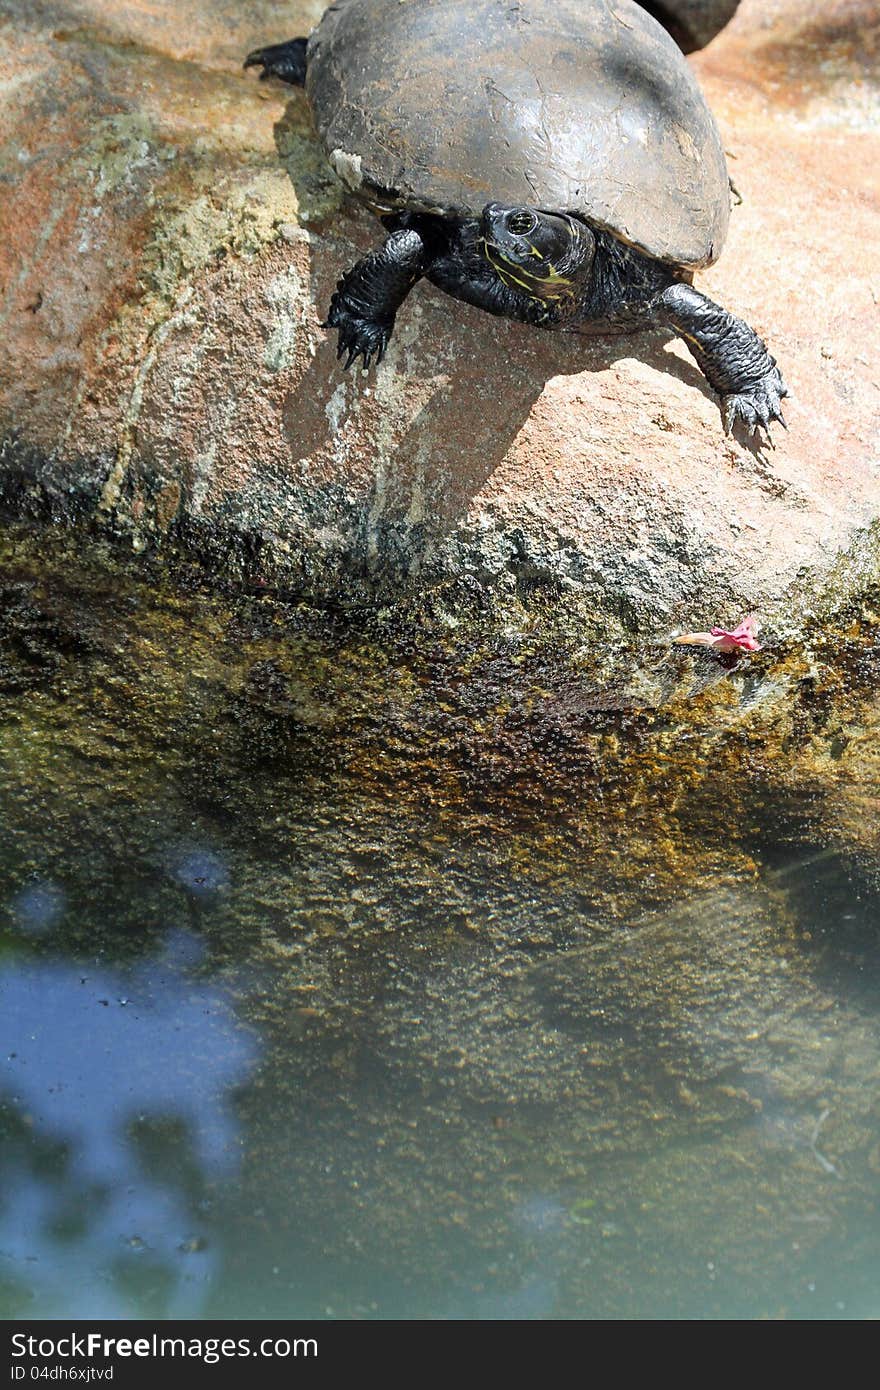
[245, 0, 787, 439]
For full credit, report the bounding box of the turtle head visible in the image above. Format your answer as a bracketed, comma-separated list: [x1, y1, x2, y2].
[480, 204, 595, 313]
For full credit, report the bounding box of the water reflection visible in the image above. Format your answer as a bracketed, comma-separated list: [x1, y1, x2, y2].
[165, 846, 231, 899]
[10, 880, 66, 936]
[0, 934, 257, 1317]
[1, 526, 879, 1318]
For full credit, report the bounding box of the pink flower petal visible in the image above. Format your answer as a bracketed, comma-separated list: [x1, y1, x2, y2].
[674, 614, 762, 652]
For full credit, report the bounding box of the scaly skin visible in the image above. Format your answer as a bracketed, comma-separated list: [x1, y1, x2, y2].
[326, 228, 426, 369]
[657, 283, 787, 437]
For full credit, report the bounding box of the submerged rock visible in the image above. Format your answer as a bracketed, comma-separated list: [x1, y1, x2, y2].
[0, 0, 878, 650]
[2, 523, 880, 1317]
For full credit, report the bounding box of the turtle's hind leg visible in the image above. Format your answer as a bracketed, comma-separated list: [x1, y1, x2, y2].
[658, 282, 787, 439]
[326, 228, 427, 370]
[244, 37, 308, 87]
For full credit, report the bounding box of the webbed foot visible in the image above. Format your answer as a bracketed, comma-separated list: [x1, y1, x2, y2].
[722, 364, 788, 441]
[325, 291, 392, 371]
[243, 37, 308, 87]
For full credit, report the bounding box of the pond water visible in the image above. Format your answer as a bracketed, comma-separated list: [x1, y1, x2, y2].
[1, 525, 879, 1319]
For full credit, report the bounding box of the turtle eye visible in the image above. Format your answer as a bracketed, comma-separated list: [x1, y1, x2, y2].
[506, 209, 538, 237]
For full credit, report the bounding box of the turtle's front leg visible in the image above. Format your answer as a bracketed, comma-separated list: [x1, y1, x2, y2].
[658, 282, 787, 438]
[326, 228, 426, 369]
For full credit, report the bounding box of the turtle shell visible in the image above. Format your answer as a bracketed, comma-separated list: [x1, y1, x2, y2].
[306, 0, 730, 269]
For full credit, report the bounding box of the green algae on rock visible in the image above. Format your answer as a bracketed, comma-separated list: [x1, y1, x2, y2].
[2, 521, 880, 1317]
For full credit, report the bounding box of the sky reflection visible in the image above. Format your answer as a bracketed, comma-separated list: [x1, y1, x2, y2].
[0, 933, 258, 1317]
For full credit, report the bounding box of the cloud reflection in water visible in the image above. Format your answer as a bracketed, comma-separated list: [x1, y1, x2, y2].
[0, 931, 257, 1317]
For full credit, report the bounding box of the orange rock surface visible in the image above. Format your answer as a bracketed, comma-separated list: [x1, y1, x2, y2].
[0, 0, 877, 634]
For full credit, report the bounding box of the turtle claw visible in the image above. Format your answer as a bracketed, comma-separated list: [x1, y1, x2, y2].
[722, 364, 789, 445]
[326, 288, 392, 372]
[243, 47, 272, 78]
[243, 38, 308, 86]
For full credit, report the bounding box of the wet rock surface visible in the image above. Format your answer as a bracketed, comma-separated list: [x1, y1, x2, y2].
[0, 0, 878, 649]
[1, 525, 880, 1317]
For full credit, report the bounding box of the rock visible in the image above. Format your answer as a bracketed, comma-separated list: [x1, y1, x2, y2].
[4, 520, 880, 1317]
[0, 0, 878, 649]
